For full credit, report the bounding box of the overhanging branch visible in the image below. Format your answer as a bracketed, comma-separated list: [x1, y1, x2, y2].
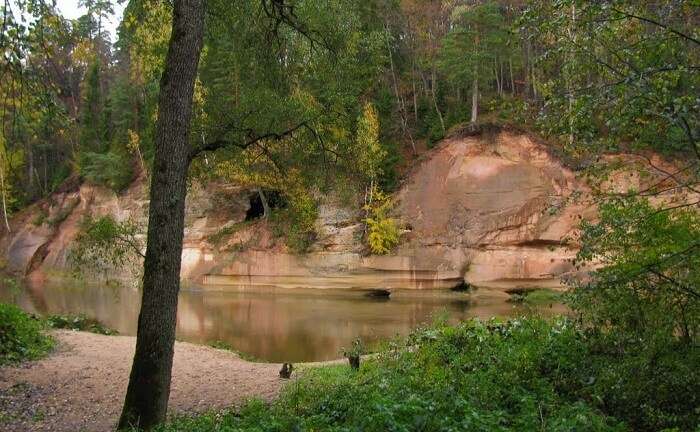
[189, 120, 313, 161]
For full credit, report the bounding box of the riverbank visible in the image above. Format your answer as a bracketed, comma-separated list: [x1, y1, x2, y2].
[0, 330, 284, 432]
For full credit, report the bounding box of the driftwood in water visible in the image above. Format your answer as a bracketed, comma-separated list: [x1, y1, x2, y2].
[364, 289, 391, 298]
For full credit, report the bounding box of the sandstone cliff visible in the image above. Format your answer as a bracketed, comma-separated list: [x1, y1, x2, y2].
[1, 129, 686, 291]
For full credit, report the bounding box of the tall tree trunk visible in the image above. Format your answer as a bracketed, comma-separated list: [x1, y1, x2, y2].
[384, 23, 416, 154]
[494, 58, 501, 96]
[470, 73, 479, 124]
[257, 188, 270, 218]
[509, 57, 515, 95]
[27, 145, 34, 196]
[430, 67, 445, 133]
[524, 33, 532, 100]
[411, 60, 418, 122]
[567, 3, 576, 146]
[499, 59, 504, 96]
[0, 162, 11, 233]
[117, 1, 205, 429]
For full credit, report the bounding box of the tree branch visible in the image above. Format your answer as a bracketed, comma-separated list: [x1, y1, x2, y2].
[189, 120, 312, 160]
[611, 7, 700, 47]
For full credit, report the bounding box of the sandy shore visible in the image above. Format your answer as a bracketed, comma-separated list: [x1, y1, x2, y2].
[0, 330, 286, 431]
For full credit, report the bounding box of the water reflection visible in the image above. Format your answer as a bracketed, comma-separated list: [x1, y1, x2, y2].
[0, 279, 565, 362]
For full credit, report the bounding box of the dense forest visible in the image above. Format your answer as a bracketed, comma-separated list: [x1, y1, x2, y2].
[3, 1, 697, 220]
[1, 0, 699, 431]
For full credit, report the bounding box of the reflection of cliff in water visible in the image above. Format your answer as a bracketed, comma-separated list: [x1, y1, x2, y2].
[0, 279, 566, 362]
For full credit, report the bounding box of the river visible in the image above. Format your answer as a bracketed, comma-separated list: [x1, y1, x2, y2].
[0, 278, 565, 362]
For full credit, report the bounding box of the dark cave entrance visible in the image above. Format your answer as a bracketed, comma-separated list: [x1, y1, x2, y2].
[245, 189, 285, 221]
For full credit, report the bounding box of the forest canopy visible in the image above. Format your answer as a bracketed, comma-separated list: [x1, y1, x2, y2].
[1, 1, 697, 218]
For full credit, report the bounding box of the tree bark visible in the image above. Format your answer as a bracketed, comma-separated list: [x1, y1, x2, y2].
[0, 162, 11, 233]
[470, 73, 478, 124]
[430, 67, 445, 133]
[117, 1, 205, 429]
[384, 23, 416, 154]
[494, 58, 501, 96]
[257, 187, 271, 218]
[411, 59, 418, 122]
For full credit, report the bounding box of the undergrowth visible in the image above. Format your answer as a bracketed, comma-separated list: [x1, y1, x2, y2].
[156, 317, 699, 432]
[0, 304, 54, 365]
[46, 314, 118, 335]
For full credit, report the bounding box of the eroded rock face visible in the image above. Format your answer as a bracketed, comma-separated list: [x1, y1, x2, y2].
[0, 177, 252, 283]
[196, 131, 594, 290]
[393, 132, 592, 288]
[1, 130, 686, 291]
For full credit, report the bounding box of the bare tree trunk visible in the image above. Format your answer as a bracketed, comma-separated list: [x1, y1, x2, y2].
[524, 33, 532, 100]
[384, 23, 416, 154]
[27, 145, 34, 196]
[430, 67, 446, 133]
[509, 57, 515, 95]
[257, 187, 270, 218]
[0, 162, 10, 233]
[117, 1, 205, 429]
[420, 70, 430, 99]
[567, 3, 576, 146]
[471, 73, 478, 124]
[499, 59, 504, 96]
[494, 58, 501, 95]
[411, 60, 418, 122]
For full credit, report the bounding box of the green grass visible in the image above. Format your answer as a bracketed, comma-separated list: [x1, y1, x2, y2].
[156, 317, 699, 432]
[508, 288, 563, 305]
[206, 221, 253, 245]
[206, 340, 261, 362]
[0, 304, 54, 365]
[46, 313, 118, 335]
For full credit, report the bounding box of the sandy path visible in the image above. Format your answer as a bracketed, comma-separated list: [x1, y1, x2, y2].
[0, 330, 285, 432]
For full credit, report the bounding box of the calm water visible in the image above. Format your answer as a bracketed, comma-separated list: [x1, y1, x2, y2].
[0, 279, 565, 362]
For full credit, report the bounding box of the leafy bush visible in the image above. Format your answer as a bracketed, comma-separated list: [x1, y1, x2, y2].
[571, 196, 699, 348]
[0, 303, 53, 365]
[567, 196, 700, 431]
[69, 215, 144, 279]
[364, 185, 401, 254]
[269, 191, 318, 254]
[79, 150, 134, 192]
[46, 314, 118, 335]
[157, 316, 698, 432]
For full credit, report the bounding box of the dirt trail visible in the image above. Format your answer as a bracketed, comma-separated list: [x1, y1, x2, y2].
[0, 330, 285, 432]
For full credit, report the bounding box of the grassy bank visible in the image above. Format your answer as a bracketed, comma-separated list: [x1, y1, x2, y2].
[0, 304, 119, 366]
[158, 317, 699, 432]
[0, 304, 54, 365]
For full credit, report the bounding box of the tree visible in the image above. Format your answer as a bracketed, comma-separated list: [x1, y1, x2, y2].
[119, 0, 364, 426]
[116, 0, 205, 428]
[522, 0, 700, 157]
[439, 2, 508, 124]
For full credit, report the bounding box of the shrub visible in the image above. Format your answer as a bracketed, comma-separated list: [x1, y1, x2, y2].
[69, 215, 144, 279]
[571, 197, 700, 346]
[157, 317, 700, 432]
[364, 185, 401, 254]
[46, 314, 117, 335]
[269, 191, 318, 254]
[565, 197, 700, 430]
[0, 303, 53, 365]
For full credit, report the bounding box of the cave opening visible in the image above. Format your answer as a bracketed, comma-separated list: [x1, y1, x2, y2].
[245, 193, 265, 220]
[245, 190, 285, 221]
